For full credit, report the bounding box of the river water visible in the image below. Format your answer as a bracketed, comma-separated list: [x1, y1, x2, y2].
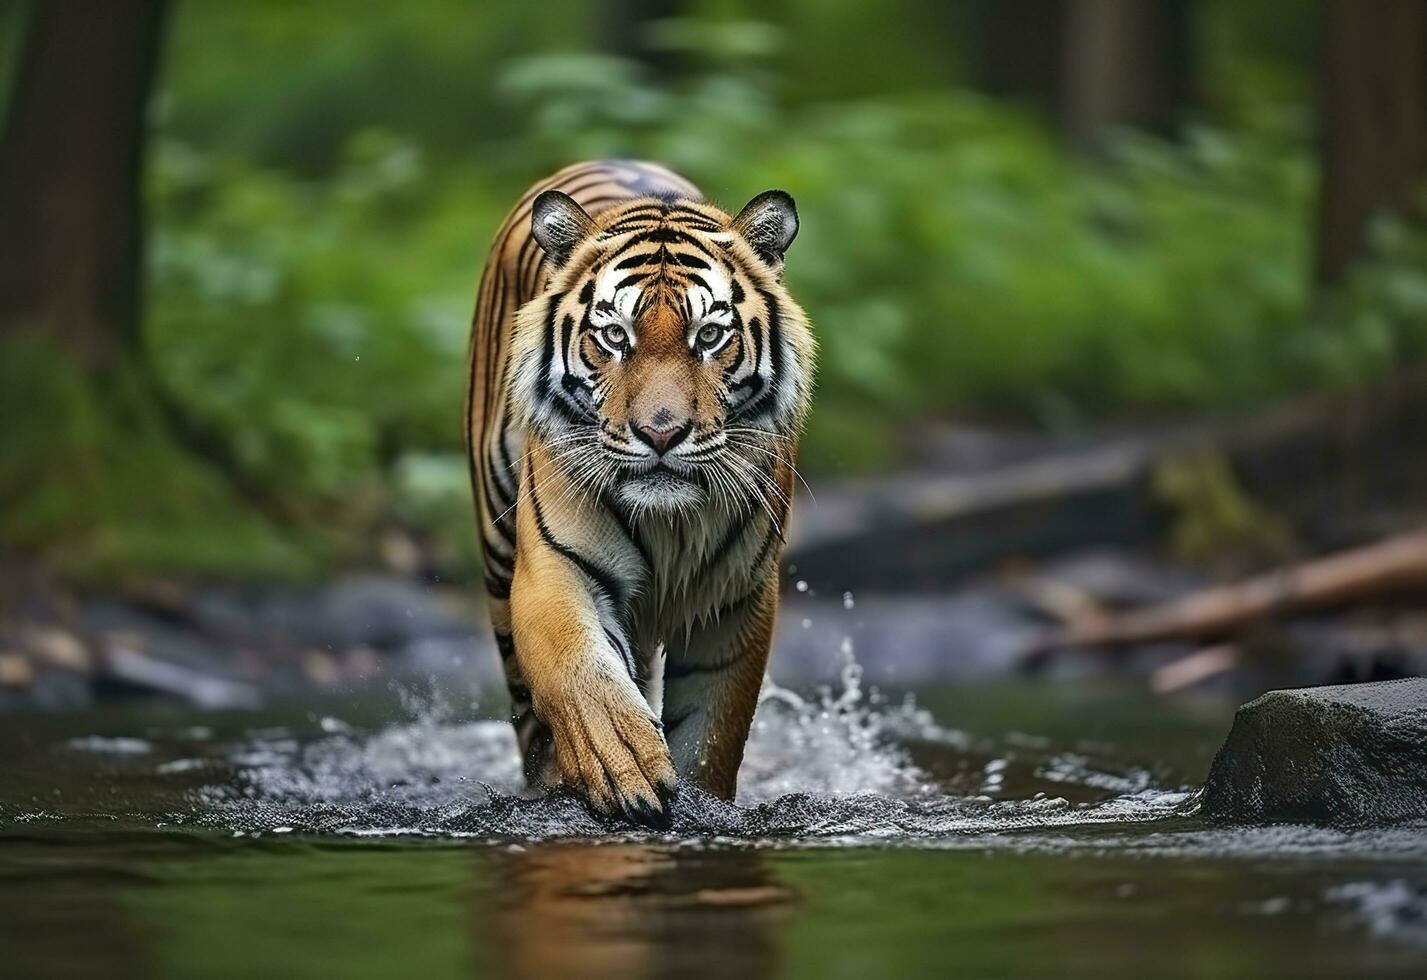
[2, 664, 1425, 979]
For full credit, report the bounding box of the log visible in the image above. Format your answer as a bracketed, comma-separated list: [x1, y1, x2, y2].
[1028, 528, 1427, 656]
[787, 372, 1427, 594]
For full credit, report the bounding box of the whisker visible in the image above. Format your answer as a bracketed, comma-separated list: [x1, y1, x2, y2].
[725, 434, 817, 505]
[491, 439, 602, 525]
[718, 451, 782, 533]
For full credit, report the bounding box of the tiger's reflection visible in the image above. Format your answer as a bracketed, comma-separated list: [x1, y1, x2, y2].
[490, 842, 795, 980]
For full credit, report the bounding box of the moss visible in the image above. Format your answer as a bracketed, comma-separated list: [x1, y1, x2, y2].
[800, 402, 902, 475]
[0, 335, 319, 582]
[1152, 450, 1295, 569]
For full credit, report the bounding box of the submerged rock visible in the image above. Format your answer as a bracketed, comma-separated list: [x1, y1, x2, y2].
[1201, 678, 1427, 826]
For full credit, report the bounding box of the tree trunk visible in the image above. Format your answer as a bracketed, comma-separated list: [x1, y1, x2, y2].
[1314, 0, 1427, 285]
[0, 0, 170, 374]
[978, 0, 1193, 146]
[1060, 0, 1193, 146]
[978, 0, 1067, 119]
[599, 0, 684, 78]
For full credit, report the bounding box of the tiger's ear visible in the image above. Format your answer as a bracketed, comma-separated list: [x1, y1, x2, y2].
[531, 190, 595, 269]
[732, 190, 798, 266]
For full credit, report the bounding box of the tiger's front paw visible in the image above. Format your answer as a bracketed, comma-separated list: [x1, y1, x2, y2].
[539, 681, 677, 827]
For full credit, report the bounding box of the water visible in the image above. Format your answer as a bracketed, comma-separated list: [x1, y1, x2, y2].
[2, 667, 1426, 979]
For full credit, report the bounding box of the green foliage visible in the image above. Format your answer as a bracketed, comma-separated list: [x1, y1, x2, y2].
[496, 39, 1427, 440]
[13, 4, 1427, 578]
[0, 337, 313, 580]
[1153, 450, 1295, 569]
[147, 131, 493, 511]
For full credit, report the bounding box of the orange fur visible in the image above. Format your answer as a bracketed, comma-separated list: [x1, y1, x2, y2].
[466, 161, 814, 821]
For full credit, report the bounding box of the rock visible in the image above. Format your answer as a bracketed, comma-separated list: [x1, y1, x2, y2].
[189, 575, 476, 654]
[0, 653, 35, 687]
[1200, 678, 1427, 826]
[301, 649, 343, 688]
[102, 642, 261, 709]
[1029, 548, 1206, 608]
[342, 644, 384, 681]
[771, 590, 1040, 684]
[22, 625, 94, 672]
[24, 668, 94, 711]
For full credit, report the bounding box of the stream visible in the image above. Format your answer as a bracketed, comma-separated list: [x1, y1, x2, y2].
[2, 662, 1426, 978]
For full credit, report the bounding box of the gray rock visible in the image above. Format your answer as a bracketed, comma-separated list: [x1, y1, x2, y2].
[1200, 678, 1427, 826]
[189, 575, 475, 653]
[102, 642, 261, 709]
[770, 590, 1040, 685]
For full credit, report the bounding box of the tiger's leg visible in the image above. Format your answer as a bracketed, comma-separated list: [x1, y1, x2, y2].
[661, 574, 779, 799]
[509, 489, 676, 824]
[493, 620, 556, 787]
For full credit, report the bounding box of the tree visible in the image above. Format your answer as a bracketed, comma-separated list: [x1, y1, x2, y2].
[1314, 0, 1427, 285]
[598, 0, 685, 79]
[979, 0, 1194, 147]
[0, 0, 170, 373]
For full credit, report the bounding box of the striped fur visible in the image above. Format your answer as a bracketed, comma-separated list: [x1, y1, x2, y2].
[465, 160, 814, 823]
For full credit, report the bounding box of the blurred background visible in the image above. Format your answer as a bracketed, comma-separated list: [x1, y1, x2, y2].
[2, 0, 1426, 710]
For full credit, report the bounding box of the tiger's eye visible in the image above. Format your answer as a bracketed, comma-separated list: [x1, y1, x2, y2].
[697, 324, 723, 346]
[603, 325, 627, 347]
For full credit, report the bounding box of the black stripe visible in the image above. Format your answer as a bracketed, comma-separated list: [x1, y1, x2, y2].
[604, 626, 638, 683]
[747, 315, 763, 381]
[545, 391, 598, 427]
[666, 203, 721, 222]
[603, 494, 653, 573]
[578, 344, 601, 373]
[666, 644, 751, 680]
[533, 292, 564, 400]
[619, 227, 718, 256]
[484, 540, 514, 572]
[560, 312, 575, 379]
[528, 464, 629, 610]
[495, 399, 519, 495]
[485, 574, 511, 599]
[482, 267, 507, 422]
[560, 174, 630, 203]
[703, 512, 753, 577]
[761, 289, 785, 379]
[664, 704, 698, 733]
[602, 204, 668, 227]
[710, 520, 782, 620]
[577, 193, 638, 214]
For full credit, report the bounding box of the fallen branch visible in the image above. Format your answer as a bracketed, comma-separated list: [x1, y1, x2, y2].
[790, 372, 1427, 592]
[1027, 527, 1427, 658]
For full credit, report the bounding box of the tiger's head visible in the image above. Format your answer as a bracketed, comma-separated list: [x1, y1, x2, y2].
[510, 190, 815, 516]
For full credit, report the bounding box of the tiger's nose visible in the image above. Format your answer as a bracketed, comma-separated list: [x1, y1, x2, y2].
[632, 416, 692, 455]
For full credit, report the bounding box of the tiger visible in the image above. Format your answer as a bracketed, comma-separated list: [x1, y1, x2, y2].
[465, 160, 814, 826]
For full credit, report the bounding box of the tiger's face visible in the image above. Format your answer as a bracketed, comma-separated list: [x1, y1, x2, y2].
[511, 191, 814, 516]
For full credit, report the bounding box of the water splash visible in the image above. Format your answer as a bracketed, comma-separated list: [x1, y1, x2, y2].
[19, 661, 1427, 857]
[741, 659, 932, 801]
[171, 655, 1204, 843]
[1326, 880, 1427, 947]
[67, 736, 154, 755]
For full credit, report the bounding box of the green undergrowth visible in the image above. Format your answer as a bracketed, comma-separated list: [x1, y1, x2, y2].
[0, 337, 320, 582]
[8, 10, 1427, 580]
[139, 53, 1427, 575]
